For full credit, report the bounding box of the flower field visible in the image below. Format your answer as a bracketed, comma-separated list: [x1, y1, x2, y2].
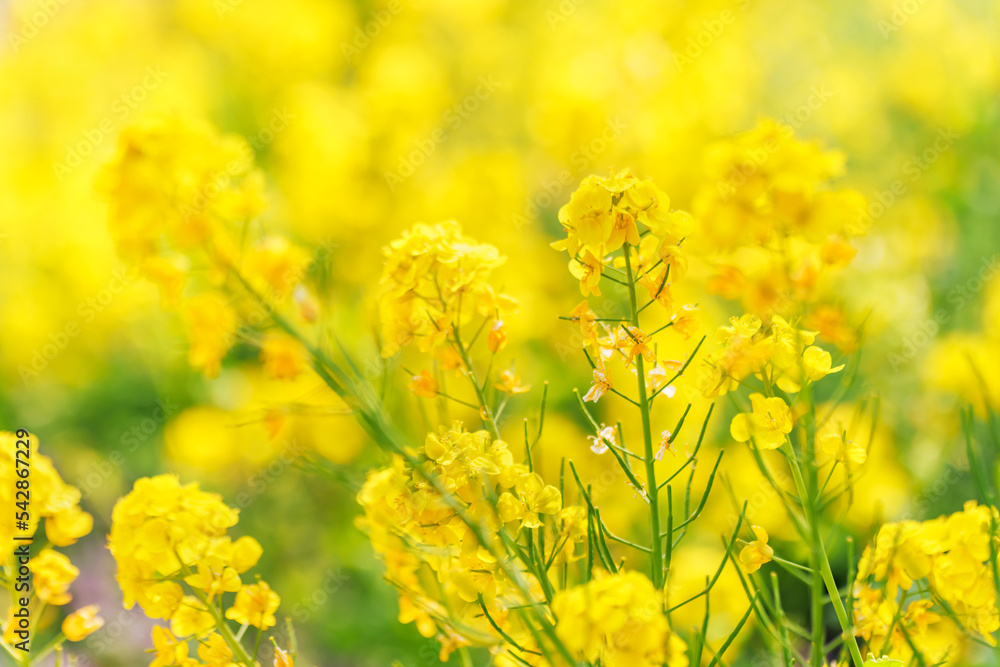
[2, 0, 1000, 665]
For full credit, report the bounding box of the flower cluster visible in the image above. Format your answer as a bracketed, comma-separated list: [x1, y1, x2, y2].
[853, 501, 1000, 660]
[0, 431, 102, 651]
[695, 314, 843, 400]
[553, 169, 693, 304]
[108, 474, 288, 664]
[98, 115, 267, 260]
[553, 171, 701, 407]
[357, 422, 584, 662]
[378, 221, 518, 359]
[693, 120, 867, 321]
[100, 116, 315, 378]
[551, 571, 687, 667]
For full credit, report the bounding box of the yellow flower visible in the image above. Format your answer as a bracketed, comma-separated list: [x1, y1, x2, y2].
[607, 207, 641, 252]
[854, 502, 1000, 648]
[149, 626, 193, 667]
[197, 632, 237, 667]
[487, 320, 508, 352]
[230, 536, 264, 573]
[244, 236, 311, 300]
[739, 525, 775, 573]
[108, 471, 272, 645]
[46, 504, 94, 547]
[62, 605, 104, 642]
[100, 115, 265, 262]
[569, 249, 604, 297]
[514, 473, 562, 528]
[671, 304, 700, 339]
[274, 646, 294, 667]
[143, 582, 184, 620]
[408, 370, 438, 398]
[225, 581, 281, 629]
[583, 366, 612, 403]
[260, 332, 309, 380]
[730, 394, 794, 449]
[620, 326, 655, 365]
[378, 222, 508, 357]
[494, 368, 530, 394]
[818, 433, 867, 469]
[570, 299, 599, 349]
[29, 549, 79, 606]
[903, 599, 940, 636]
[182, 291, 237, 378]
[776, 345, 845, 392]
[556, 175, 614, 255]
[171, 596, 215, 637]
[553, 571, 672, 667]
[142, 255, 190, 310]
[184, 563, 242, 602]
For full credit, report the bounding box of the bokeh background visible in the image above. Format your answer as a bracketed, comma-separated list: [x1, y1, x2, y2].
[2, 0, 1000, 664]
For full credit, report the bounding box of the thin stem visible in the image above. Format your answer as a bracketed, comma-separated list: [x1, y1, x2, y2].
[623, 243, 663, 588]
[225, 266, 578, 664]
[452, 334, 501, 439]
[784, 441, 865, 667]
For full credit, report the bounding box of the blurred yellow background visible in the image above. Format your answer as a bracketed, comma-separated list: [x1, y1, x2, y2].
[3, 0, 1000, 664]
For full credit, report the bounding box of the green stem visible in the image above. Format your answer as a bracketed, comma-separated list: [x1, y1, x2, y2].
[623, 243, 663, 588]
[175, 556, 256, 665]
[784, 442, 864, 667]
[453, 332, 501, 440]
[228, 265, 578, 664]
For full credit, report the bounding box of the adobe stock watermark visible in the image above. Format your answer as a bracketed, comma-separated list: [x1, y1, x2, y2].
[672, 0, 751, 71]
[545, 0, 587, 28]
[383, 76, 500, 191]
[6, 0, 72, 53]
[887, 254, 998, 371]
[554, 291, 626, 363]
[724, 469, 791, 532]
[214, 0, 245, 18]
[179, 108, 293, 224]
[212, 234, 337, 356]
[341, 0, 403, 62]
[255, 567, 349, 661]
[83, 607, 151, 661]
[231, 439, 308, 511]
[74, 398, 179, 501]
[855, 126, 959, 234]
[898, 462, 968, 521]
[717, 85, 833, 199]
[878, 0, 929, 39]
[18, 266, 139, 384]
[511, 116, 628, 231]
[53, 66, 169, 182]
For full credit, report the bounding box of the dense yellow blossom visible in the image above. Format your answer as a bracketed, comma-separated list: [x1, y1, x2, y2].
[854, 502, 1000, 659]
[693, 120, 868, 320]
[109, 474, 279, 661]
[378, 221, 517, 358]
[552, 571, 686, 667]
[7, 0, 1000, 665]
[357, 421, 585, 659]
